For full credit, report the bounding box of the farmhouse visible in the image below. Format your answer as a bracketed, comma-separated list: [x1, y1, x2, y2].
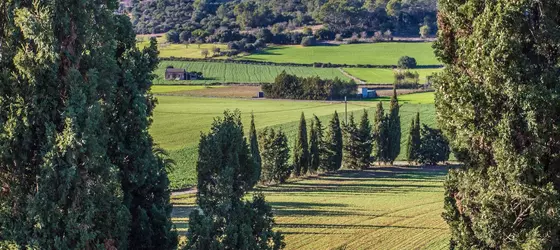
[165, 67, 187, 80]
[165, 66, 202, 80]
[361, 87, 378, 98]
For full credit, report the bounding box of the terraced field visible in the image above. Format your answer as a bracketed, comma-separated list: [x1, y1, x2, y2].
[171, 166, 450, 249]
[241, 43, 440, 66]
[344, 68, 443, 84]
[150, 92, 437, 189]
[155, 61, 349, 85]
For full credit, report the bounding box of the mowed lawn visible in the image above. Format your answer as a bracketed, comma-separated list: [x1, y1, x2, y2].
[171, 166, 450, 249]
[155, 61, 349, 84]
[344, 68, 443, 84]
[150, 92, 437, 189]
[242, 43, 439, 66]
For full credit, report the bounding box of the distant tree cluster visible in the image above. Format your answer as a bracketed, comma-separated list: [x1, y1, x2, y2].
[406, 112, 450, 165]
[262, 71, 357, 100]
[128, 0, 437, 45]
[394, 70, 420, 88]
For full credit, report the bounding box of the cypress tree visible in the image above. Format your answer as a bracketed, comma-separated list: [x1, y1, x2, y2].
[406, 112, 421, 164]
[357, 109, 373, 169]
[293, 112, 309, 177]
[309, 120, 320, 174]
[0, 1, 129, 248]
[343, 113, 361, 169]
[324, 111, 343, 172]
[387, 87, 401, 164]
[436, 0, 560, 247]
[109, 16, 177, 249]
[249, 113, 262, 184]
[186, 111, 283, 249]
[260, 128, 291, 184]
[373, 102, 389, 164]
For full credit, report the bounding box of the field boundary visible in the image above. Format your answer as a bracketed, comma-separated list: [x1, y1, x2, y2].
[160, 57, 444, 69]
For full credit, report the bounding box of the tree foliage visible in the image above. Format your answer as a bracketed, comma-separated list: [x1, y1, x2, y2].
[373, 102, 389, 164]
[387, 88, 401, 164]
[186, 110, 283, 249]
[293, 113, 310, 176]
[397, 56, 417, 69]
[417, 125, 449, 165]
[260, 128, 291, 184]
[250, 113, 262, 184]
[323, 111, 344, 172]
[406, 112, 421, 164]
[262, 71, 357, 100]
[434, 0, 560, 248]
[343, 113, 361, 169]
[309, 115, 323, 174]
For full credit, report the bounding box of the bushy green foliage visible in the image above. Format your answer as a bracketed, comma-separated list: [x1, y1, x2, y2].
[301, 36, 317, 47]
[110, 17, 177, 249]
[397, 56, 417, 69]
[323, 111, 344, 172]
[373, 102, 389, 163]
[293, 113, 310, 176]
[343, 114, 361, 169]
[406, 112, 421, 164]
[262, 71, 357, 100]
[357, 109, 373, 169]
[260, 128, 291, 184]
[416, 125, 449, 165]
[435, 0, 560, 248]
[394, 70, 420, 88]
[186, 110, 283, 249]
[0, 1, 178, 249]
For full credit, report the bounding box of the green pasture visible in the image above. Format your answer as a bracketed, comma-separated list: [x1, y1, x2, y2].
[241, 43, 440, 66]
[151, 92, 437, 189]
[171, 166, 450, 249]
[154, 61, 349, 84]
[137, 36, 228, 59]
[344, 68, 442, 84]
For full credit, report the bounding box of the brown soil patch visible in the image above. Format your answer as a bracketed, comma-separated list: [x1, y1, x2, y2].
[166, 85, 262, 98]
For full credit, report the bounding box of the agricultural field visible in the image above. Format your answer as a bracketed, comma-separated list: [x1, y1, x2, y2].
[171, 166, 450, 249]
[150, 92, 437, 189]
[344, 68, 443, 84]
[137, 36, 228, 59]
[155, 61, 349, 85]
[241, 43, 440, 66]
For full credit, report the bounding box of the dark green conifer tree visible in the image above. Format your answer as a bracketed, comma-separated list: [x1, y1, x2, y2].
[435, 0, 560, 248]
[387, 87, 401, 164]
[293, 112, 309, 176]
[249, 112, 262, 184]
[0, 1, 129, 248]
[343, 113, 361, 169]
[357, 109, 373, 169]
[186, 111, 283, 249]
[260, 128, 291, 184]
[406, 112, 421, 164]
[324, 111, 343, 172]
[373, 102, 389, 164]
[309, 120, 319, 174]
[109, 16, 177, 249]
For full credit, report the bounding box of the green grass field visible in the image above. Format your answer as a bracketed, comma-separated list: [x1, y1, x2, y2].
[151, 92, 437, 189]
[242, 43, 439, 66]
[344, 68, 442, 84]
[171, 166, 450, 249]
[137, 36, 228, 59]
[155, 61, 349, 84]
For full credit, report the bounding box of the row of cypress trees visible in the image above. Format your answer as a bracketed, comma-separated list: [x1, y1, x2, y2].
[406, 112, 450, 165]
[0, 2, 176, 249]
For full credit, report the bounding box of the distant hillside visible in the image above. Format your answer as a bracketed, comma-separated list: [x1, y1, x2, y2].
[124, 0, 437, 43]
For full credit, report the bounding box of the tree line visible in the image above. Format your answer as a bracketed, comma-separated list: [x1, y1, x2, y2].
[128, 0, 437, 45]
[262, 72, 357, 100]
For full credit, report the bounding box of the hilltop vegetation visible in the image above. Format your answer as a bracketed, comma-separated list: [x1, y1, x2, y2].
[127, 0, 437, 44]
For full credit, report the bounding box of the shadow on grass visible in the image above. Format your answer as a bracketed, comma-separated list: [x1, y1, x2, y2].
[277, 223, 444, 231]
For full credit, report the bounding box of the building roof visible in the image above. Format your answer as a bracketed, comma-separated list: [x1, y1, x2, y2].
[165, 68, 186, 74]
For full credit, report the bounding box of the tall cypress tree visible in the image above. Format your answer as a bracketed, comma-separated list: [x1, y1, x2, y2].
[293, 112, 309, 176]
[324, 111, 343, 172]
[343, 113, 361, 169]
[249, 113, 262, 184]
[406, 112, 421, 164]
[436, 0, 560, 248]
[0, 1, 129, 248]
[358, 109, 373, 169]
[373, 102, 389, 164]
[387, 87, 401, 164]
[309, 120, 320, 174]
[109, 16, 177, 249]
